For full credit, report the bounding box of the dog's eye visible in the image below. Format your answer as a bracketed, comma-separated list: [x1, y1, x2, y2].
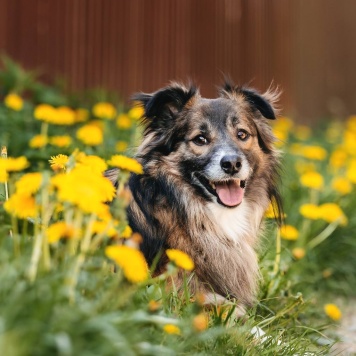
[237, 129, 250, 141]
[192, 135, 209, 146]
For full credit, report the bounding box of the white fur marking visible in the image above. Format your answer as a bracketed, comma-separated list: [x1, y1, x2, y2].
[207, 201, 251, 245]
[203, 292, 227, 305]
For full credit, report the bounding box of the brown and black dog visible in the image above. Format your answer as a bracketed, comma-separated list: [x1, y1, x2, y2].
[107, 81, 282, 315]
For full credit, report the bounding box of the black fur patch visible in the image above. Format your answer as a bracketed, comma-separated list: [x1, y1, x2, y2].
[133, 84, 198, 131]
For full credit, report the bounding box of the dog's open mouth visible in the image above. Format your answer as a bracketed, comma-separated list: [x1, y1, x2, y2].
[196, 174, 246, 207]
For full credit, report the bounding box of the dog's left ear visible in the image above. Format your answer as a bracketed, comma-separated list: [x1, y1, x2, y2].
[221, 82, 279, 120]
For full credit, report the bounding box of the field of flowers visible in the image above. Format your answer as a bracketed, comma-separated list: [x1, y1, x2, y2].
[0, 57, 355, 355]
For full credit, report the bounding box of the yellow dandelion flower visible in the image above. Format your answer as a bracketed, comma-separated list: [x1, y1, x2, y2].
[89, 119, 104, 130]
[0, 152, 8, 182]
[92, 102, 116, 120]
[15, 172, 42, 195]
[49, 135, 72, 148]
[272, 117, 293, 146]
[346, 159, 356, 184]
[107, 154, 143, 174]
[264, 203, 276, 219]
[4, 93, 24, 111]
[343, 130, 356, 156]
[33, 105, 76, 125]
[116, 114, 132, 129]
[166, 249, 194, 271]
[128, 104, 144, 120]
[148, 300, 161, 312]
[329, 149, 348, 170]
[51, 167, 115, 213]
[163, 324, 181, 335]
[46, 222, 78, 244]
[75, 108, 89, 122]
[274, 116, 294, 132]
[91, 221, 117, 238]
[292, 247, 306, 260]
[346, 115, 356, 132]
[294, 125, 311, 141]
[34, 104, 57, 123]
[105, 245, 148, 283]
[121, 225, 133, 239]
[193, 313, 209, 332]
[49, 154, 69, 171]
[29, 134, 48, 148]
[272, 128, 288, 147]
[52, 106, 76, 125]
[324, 303, 342, 321]
[300, 145, 327, 161]
[0, 166, 8, 183]
[264, 198, 285, 219]
[4, 193, 39, 219]
[299, 204, 320, 220]
[332, 177, 352, 195]
[76, 124, 103, 146]
[115, 141, 128, 152]
[1, 156, 29, 172]
[318, 203, 347, 226]
[300, 171, 324, 190]
[280, 225, 299, 241]
[94, 202, 113, 222]
[76, 154, 108, 173]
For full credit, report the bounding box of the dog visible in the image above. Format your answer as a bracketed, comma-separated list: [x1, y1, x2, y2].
[106, 81, 282, 316]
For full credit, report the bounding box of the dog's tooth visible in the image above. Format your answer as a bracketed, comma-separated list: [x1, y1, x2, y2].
[211, 182, 216, 189]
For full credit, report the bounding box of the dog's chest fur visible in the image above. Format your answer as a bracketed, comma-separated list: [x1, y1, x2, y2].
[207, 199, 265, 246]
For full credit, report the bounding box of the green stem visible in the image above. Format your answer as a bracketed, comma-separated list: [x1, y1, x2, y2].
[28, 228, 44, 282]
[40, 122, 49, 138]
[2, 146, 13, 238]
[272, 228, 281, 275]
[258, 295, 303, 328]
[267, 227, 282, 297]
[28, 182, 54, 281]
[40, 178, 54, 271]
[308, 220, 340, 250]
[309, 188, 319, 205]
[68, 209, 83, 256]
[183, 272, 190, 304]
[67, 213, 96, 304]
[11, 215, 19, 256]
[298, 218, 311, 247]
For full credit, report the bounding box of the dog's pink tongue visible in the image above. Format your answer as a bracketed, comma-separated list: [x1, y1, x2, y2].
[215, 181, 244, 207]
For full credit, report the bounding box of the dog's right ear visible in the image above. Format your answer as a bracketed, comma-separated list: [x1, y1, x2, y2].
[132, 83, 198, 130]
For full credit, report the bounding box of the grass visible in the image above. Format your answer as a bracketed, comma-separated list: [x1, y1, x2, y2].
[1, 57, 355, 355]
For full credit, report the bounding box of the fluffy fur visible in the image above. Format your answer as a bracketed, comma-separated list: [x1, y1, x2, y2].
[107, 81, 282, 313]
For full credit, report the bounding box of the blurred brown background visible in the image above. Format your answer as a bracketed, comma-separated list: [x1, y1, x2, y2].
[0, 0, 356, 121]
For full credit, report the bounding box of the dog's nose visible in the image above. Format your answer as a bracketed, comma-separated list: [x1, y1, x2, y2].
[220, 155, 242, 174]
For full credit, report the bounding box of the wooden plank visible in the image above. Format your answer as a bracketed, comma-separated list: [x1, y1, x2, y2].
[6, 0, 356, 119]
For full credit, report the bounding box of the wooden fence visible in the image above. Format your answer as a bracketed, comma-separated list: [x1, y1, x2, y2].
[1, 0, 356, 121]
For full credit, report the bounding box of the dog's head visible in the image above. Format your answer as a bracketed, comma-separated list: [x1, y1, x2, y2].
[133, 81, 282, 217]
